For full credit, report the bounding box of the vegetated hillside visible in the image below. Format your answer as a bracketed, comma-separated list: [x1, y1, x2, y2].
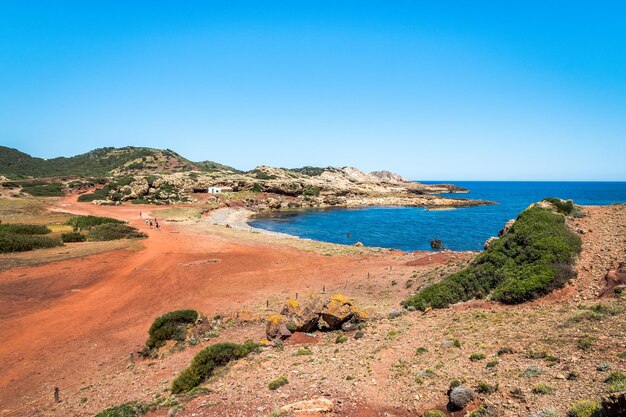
[0, 146, 239, 178]
[404, 199, 583, 310]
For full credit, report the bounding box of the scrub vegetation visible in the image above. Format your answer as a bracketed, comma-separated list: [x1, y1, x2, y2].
[404, 205, 582, 309]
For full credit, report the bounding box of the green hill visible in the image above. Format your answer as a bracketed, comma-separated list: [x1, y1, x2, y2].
[0, 146, 239, 178]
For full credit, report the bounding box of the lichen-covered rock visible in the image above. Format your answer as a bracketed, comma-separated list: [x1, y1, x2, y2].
[318, 294, 367, 330]
[280, 296, 323, 333]
[448, 386, 475, 410]
[265, 314, 292, 340]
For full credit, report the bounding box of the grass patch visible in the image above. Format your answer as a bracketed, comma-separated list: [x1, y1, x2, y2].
[470, 353, 486, 361]
[605, 371, 626, 392]
[94, 401, 151, 417]
[532, 383, 554, 394]
[403, 206, 581, 309]
[268, 376, 289, 390]
[171, 341, 259, 393]
[477, 381, 498, 394]
[86, 223, 146, 241]
[146, 309, 198, 350]
[0, 233, 63, 253]
[567, 400, 602, 417]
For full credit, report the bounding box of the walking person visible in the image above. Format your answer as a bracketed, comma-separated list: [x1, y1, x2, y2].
[149, 220, 153, 229]
[139, 211, 142, 219]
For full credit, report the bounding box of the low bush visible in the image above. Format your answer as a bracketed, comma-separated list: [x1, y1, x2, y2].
[268, 376, 289, 390]
[66, 215, 124, 230]
[0, 223, 51, 235]
[477, 381, 498, 394]
[543, 198, 575, 215]
[86, 224, 147, 241]
[470, 353, 486, 361]
[423, 411, 445, 417]
[567, 400, 602, 417]
[171, 340, 259, 393]
[532, 383, 554, 394]
[94, 401, 151, 417]
[403, 206, 581, 310]
[61, 232, 86, 243]
[0, 233, 62, 253]
[146, 310, 199, 350]
[20, 181, 65, 197]
[497, 346, 513, 356]
[605, 371, 626, 392]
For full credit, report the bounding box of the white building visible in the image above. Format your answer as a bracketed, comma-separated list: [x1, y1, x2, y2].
[208, 187, 221, 194]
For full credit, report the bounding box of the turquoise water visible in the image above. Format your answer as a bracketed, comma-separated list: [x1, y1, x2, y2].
[249, 182, 626, 251]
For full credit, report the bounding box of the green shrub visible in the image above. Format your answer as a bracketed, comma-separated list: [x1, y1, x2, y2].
[403, 206, 581, 309]
[171, 340, 259, 393]
[61, 232, 86, 243]
[0, 223, 51, 235]
[66, 215, 124, 230]
[94, 401, 150, 417]
[567, 400, 603, 417]
[577, 336, 596, 351]
[146, 310, 198, 349]
[86, 224, 147, 241]
[477, 381, 498, 394]
[486, 360, 499, 368]
[268, 376, 289, 390]
[497, 346, 513, 356]
[20, 181, 65, 197]
[415, 347, 428, 355]
[532, 383, 554, 394]
[423, 411, 445, 417]
[294, 347, 313, 356]
[0, 233, 63, 253]
[470, 353, 486, 361]
[543, 198, 575, 215]
[303, 187, 321, 197]
[605, 371, 626, 392]
[336, 334, 348, 344]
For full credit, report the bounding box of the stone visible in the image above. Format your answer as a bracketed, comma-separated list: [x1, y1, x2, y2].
[353, 241, 364, 247]
[602, 392, 626, 416]
[484, 236, 498, 250]
[499, 219, 515, 236]
[265, 315, 292, 340]
[354, 331, 365, 339]
[320, 294, 360, 330]
[448, 386, 475, 410]
[279, 397, 334, 413]
[387, 309, 404, 319]
[280, 296, 323, 333]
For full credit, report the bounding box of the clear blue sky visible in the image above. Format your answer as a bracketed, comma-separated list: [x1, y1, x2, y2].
[1, 1, 625, 180]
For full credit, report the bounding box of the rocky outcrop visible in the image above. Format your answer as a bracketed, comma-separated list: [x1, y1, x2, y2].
[448, 386, 475, 410]
[369, 170, 409, 183]
[265, 294, 366, 340]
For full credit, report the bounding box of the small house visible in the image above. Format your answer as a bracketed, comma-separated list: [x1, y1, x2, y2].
[208, 187, 222, 194]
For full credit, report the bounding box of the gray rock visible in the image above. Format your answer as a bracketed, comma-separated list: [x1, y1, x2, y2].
[341, 321, 358, 332]
[354, 331, 364, 340]
[448, 386, 475, 410]
[387, 309, 404, 319]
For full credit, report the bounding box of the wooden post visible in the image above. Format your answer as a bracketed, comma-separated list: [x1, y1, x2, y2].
[367, 272, 370, 279]
[295, 292, 298, 300]
[129, 352, 134, 365]
[54, 386, 60, 403]
[266, 300, 269, 308]
[323, 285, 326, 293]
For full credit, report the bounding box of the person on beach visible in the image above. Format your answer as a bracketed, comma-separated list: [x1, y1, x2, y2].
[155, 221, 160, 231]
[149, 220, 153, 229]
[145, 219, 149, 226]
[139, 211, 142, 218]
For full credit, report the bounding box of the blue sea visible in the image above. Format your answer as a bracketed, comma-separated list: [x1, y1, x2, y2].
[249, 182, 626, 252]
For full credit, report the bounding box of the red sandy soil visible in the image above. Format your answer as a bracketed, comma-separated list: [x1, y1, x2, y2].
[0, 196, 460, 415]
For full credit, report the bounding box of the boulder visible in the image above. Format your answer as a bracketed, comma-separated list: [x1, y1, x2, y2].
[320, 294, 365, 330]
[265, 315, 292, 340]
[498, 219, 515, 237]
[484, 236, 498, 250]
[448, 386, 475, 411]
[602, 392, 626, 416]
[280, 296, 323, 333]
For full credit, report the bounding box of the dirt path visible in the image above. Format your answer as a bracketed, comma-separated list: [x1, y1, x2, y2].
[0, 197, 415, 414]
